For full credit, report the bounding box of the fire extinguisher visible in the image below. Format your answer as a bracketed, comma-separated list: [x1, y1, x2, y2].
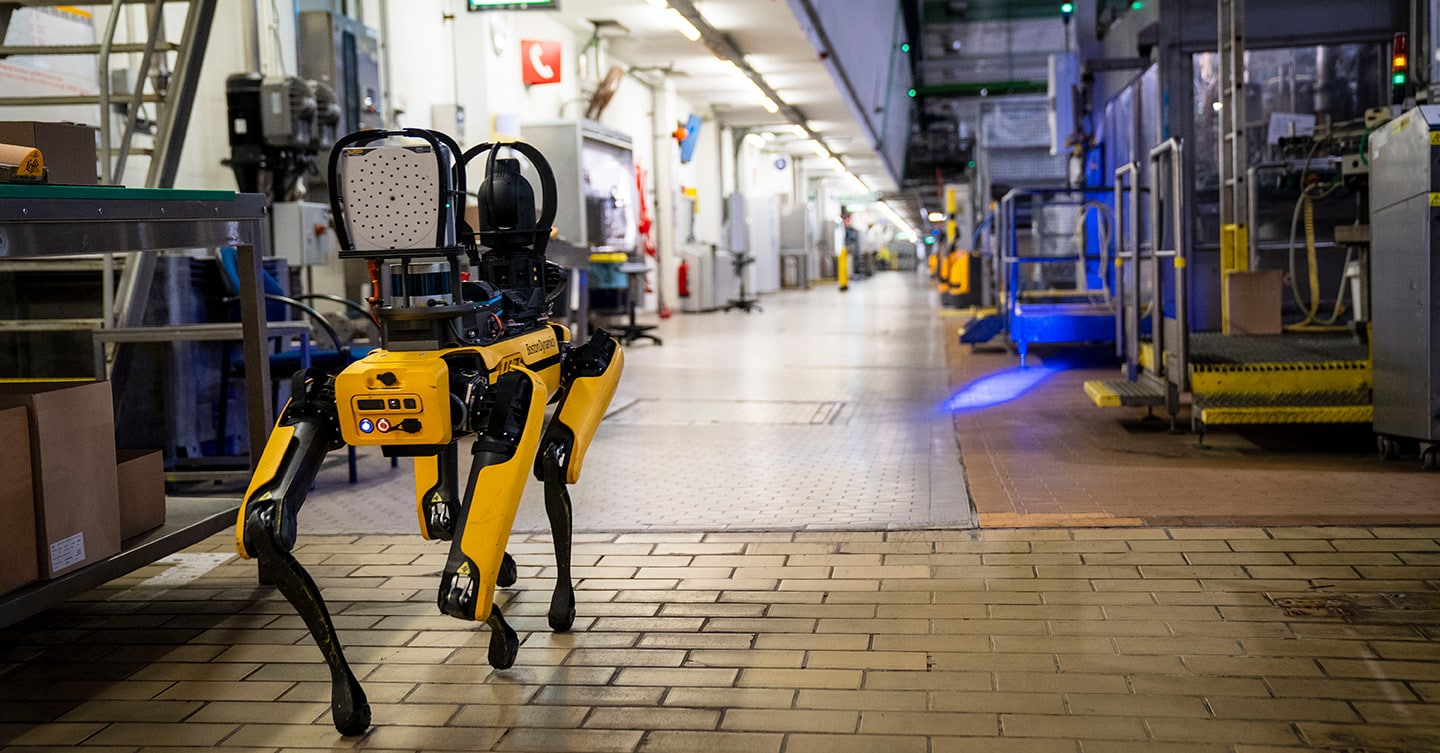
[678, 258, 691, 298]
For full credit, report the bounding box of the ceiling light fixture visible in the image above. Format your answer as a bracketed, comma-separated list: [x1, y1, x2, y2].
[665, 8, 701, 41]
[879, 201, 917, 237]
[928, 211, 945, 222]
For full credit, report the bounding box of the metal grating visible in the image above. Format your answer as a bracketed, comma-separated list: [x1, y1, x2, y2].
[1189, 332, 1371, 366]
[606, 399, 844, 426]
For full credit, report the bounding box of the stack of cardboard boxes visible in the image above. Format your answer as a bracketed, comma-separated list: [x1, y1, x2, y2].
[0, 381, 166, 599]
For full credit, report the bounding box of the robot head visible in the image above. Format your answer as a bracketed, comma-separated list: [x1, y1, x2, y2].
[327, 129, 564, 349]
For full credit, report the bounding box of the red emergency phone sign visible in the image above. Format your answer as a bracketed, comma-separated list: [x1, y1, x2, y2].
[522, 40, 562, 85]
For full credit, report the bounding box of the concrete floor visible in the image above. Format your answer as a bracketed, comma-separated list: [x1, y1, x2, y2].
[2, 271, 1439, 753]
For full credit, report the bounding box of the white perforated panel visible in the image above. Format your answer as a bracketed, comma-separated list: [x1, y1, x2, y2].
[338, 146, 443, 251]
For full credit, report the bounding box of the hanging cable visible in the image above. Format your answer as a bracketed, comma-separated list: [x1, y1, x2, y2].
[1281, 139, 1349, 333]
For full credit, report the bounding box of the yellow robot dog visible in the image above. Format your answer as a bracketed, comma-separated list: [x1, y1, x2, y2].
[235, 129, 624, 735]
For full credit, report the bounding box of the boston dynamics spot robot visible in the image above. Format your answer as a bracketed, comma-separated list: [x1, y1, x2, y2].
[235, 129, 624, 735]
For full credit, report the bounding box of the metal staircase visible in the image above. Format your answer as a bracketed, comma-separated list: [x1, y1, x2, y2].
[1083, 139, 1188, 427]
[0, 0, 216, 372]
[0, 0, 216, 187]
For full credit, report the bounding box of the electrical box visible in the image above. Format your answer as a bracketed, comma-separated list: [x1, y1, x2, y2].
[297, 11, 383, 136]
[1368, 105, 1440, 444]
[273, 201, 336, 267]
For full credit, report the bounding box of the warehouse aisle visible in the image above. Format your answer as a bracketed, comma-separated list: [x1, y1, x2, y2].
[297, 270, 974, 534]
[4, 273, 1440, 752]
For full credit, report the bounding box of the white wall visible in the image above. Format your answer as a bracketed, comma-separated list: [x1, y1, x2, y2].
[24, 1, 729, 315]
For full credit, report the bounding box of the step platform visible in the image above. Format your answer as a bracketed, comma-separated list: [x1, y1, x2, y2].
[1084, 376, 1166, 408]
[1193, 390, 1373, 428]
[958, 309, 1003, 345]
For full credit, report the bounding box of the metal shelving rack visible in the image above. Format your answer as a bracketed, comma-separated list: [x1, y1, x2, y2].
[0, 184, 271, 628]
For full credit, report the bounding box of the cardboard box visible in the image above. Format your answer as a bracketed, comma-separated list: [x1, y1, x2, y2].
[0, 406, 39, 597]
[0, 121, 99, 185]
[1225, 270, 1283, 335]
[117, 450, 165, 541]
[0, 381, 120, 578]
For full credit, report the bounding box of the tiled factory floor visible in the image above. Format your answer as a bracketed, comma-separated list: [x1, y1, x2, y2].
[3, 272, 1438, 752]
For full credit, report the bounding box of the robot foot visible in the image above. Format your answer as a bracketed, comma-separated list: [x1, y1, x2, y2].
[498, 552, 517, 588]
[486, 604, 519, 669]
[548, 581, 575, 632]
[330, 665, 371, 736]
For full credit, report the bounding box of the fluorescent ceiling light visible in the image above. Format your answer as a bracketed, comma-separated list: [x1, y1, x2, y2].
[876, 201, 916, 237]
[646, 0, 666, 7]
[665, 8, 700, 41]
[761, 96, 779, 114]
[810, 141, 828, 157]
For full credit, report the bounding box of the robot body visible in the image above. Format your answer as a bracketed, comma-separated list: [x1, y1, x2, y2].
[233, 130, 625, 735]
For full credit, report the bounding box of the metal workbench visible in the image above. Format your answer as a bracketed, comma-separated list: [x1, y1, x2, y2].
[0, 184, 272, 628]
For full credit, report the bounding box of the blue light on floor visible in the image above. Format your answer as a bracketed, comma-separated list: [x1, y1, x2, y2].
[945, 366, 1055, 412]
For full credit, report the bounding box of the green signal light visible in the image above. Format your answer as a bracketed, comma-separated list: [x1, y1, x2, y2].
[1060, 2, 1074, 13]
[1394, 72, 1407, 85]
[924, 236, 936, 245]
[1130, 0, 1143, 8]
[907, 88, 917, 98]
[901, 42, 910, 53]
[967, 160, 976, 168]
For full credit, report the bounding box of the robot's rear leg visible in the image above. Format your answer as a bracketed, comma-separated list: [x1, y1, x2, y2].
[436, 369, 548, 669]
[417, 445, 518, 587]
[538, 442, 575, 632]
[534, 331, 625, 633]
[236, 371, 369, 736]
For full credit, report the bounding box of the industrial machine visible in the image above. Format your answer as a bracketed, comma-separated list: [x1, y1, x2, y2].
[235, 129, 625, 734]
[224, 72, 341, 202]
[224, 71, 344, 271]
[1368, 106, 1440, 468]
[1078, 15, 1401, 438]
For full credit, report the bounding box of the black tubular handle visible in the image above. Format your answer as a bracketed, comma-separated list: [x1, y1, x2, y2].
[460, 140, 559, 244]
[327, 128, 464, 252]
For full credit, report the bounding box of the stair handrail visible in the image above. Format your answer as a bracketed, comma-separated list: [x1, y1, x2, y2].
[96, 0, 126, 184]
[112, 0, 167, 184]
[1113, 161, 1141, 379]
[1148, 137, 1188, 393]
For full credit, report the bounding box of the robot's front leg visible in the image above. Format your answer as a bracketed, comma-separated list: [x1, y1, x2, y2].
[437, 368, 548, 669]
[536, 332, 625, 632]
[235, 371, 369, 736]
[415, 446, 517, 587]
